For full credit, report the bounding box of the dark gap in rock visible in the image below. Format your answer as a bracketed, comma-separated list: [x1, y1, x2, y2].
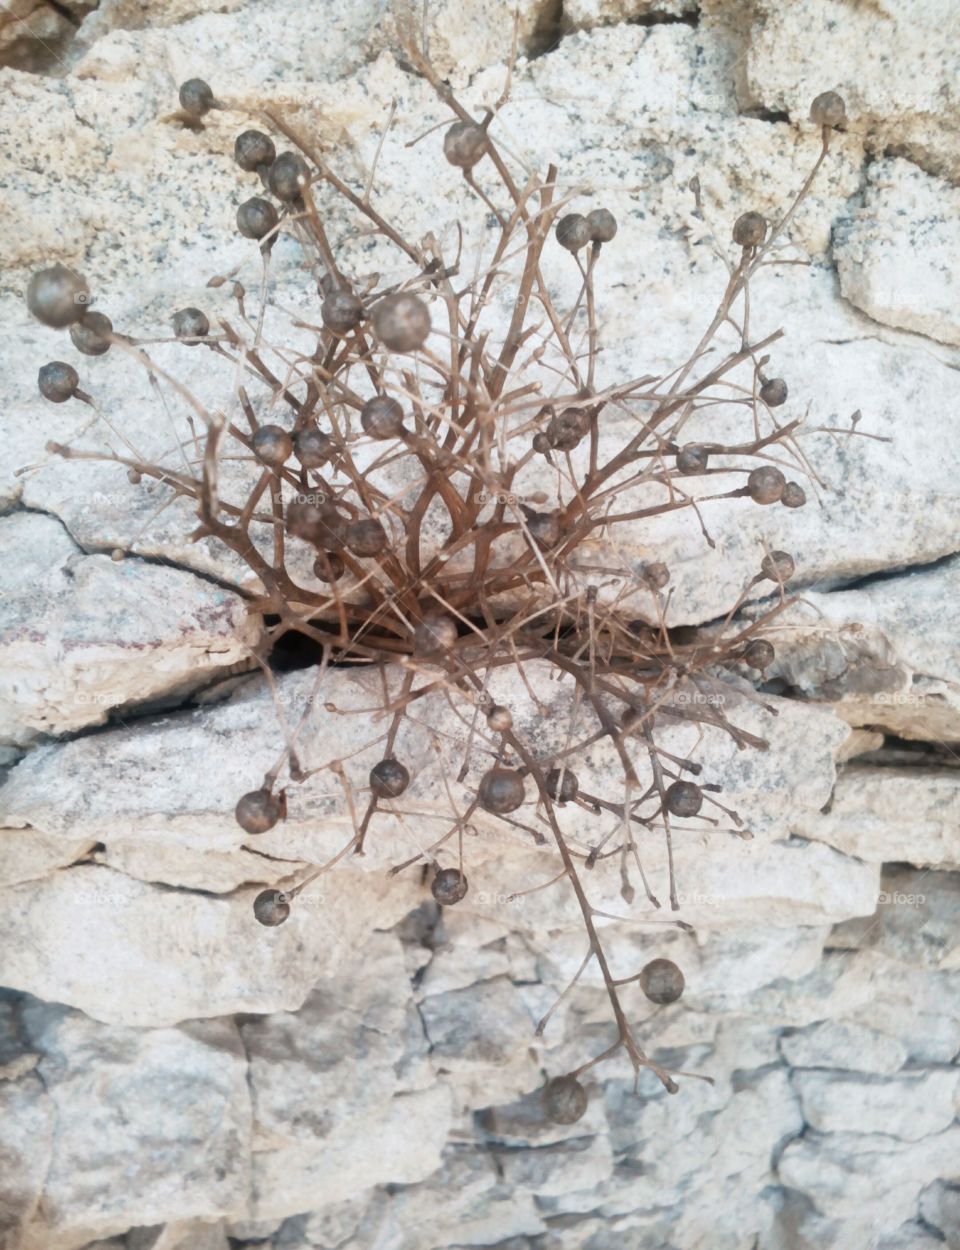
[856, 736, 960, 769]
[739, 106, 791, 124]
[627, 8, 700, 29]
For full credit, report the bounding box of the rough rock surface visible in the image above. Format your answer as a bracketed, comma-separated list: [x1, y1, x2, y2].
[1, 2, 959, 1250]
[0, 511, 259, 753]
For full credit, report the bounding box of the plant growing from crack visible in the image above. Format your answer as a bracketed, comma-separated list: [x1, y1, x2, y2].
[23, 23, 855, 1120]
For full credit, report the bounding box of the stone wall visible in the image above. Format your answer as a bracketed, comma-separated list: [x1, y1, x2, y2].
[1, 2, 958, 1249]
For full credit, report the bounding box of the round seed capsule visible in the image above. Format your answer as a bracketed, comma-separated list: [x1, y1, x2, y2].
[235, 789, 281, 834]
[345, 517, 387, 557]
[545, 767, 578, 803]
[586, 207, 618, 243]
[237, 197, 279, 241]
[810, 90, 847, 129]
[252, 424, 293, 468]
[555, 213, 590, 252]
[543, 1075, 588, 1125]
[370, 758, 410, 798]
[781, 481, 806, 509]
[532, 432, 553, 455]
[127, 468, 142, 484]
[664, 780, 702, 818]
[732, 211, 767, 248]
[253, 888, 290, 927]
[760, 377, 788, 407]
[676, 443, 709, 475]
[313, 550, 344, 582]
[639, 957, 685, 1005]
[268, 151, 310, 202]
[172, 307, 210, 343]
[361, 395, 405, 440]
[179, 78, 214, 117]
[747, 465, 786, 505]
[760, 550, 795, 582]
[413, 614, 458, 657]
[431, 867, 468, 905]
[235, 129, 276, 172]
[69, 310, 112, 356]
[443, 121, 488, 168]
[322, 290, 364, 335]
[26, 265, 90, 328]
[287, 497, 338, 546]
[38, 361, 79, 403]
[546, 407, 588, 451]
[643, 562, 670, 591]
[478, 767, 525, 814]
[371, 293, 431, 352]
[294, 426, 333, 468]
[743, 639, 775, 670]
[486, 705, 512, 732]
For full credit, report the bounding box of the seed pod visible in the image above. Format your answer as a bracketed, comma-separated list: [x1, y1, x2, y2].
[555, 213, 590, 252]
[237, 196, 279, 241]
[345, 517, 387, 557]
[413, 614, 458, 657]
[643, 562, 670, 591]
[586, 207, 617, 243]
[361, 395, 405, 440]
[235, 788, 281, 834]
[545, 767, 578, 803]
[443, 121, 488, 168]
[371, 293, 431, 352]
[532, 432, 553, 455]
[639, 957, 685, 1005]
[253, 888, 290, 927]
[747, 465, 786, 505]
[294, 425, 332, 468]
[810, 90, 846, 129]
[664, 779, 702, 818]
[313, 550, 344, 582]
[760, 377, 788, 407]
[322, 290, 364, 335]
[127, 468, 142, 485]
[546, 406, 588, 451]
[172, 307, 210, 343]
[69, 310, 112, 356]
[26, 265, 90, 328]
[252, 424, 293, 468]
[287, 497, 338, 545]
[781, 481, 806, 509]
[38, 361, 79, 403]
[525, 510, 562, 548]
[732, 211, 767, 248]
[179, 78, 214, 117]
[743, 638, 775, 670]
[543, 1075, 587, 1125]
[676, 443, 708, 475]
[370, 758, 410, 798]
[268, 151, 310, 202]
[760, 550, 795, 582]
[478, 767, 525, 814]
[431, 867, 468, 905]
[235, 129, 276, 172]
[486, 705, 512, 732]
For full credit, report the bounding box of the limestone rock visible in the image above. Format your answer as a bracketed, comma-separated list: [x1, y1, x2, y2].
[778, 1126, 960, 1229]
[830, 866, 960, 970]
[0, 0, 72, 71]
[0, 1073, 54, 1250]
[741, 0, 960, 183]
[835, 159, 960, 347]
[15, 1001, 249, 1250]
[798, 766, 960, 870]
[759, 557, 960, 744]
[0, 863, 421, 1027]
[0, 512, 259, 752]
[791, 1068, 960, 1141]
[780, 1019, 907, 1076]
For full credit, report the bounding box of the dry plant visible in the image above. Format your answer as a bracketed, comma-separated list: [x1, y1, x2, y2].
[23, 19, 855, 1120]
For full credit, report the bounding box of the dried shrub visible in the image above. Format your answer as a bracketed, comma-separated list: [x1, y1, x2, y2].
[24, 20, 859, 1117]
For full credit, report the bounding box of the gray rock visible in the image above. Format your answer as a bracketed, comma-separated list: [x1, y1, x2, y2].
[780, 1019, 908, 1075]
